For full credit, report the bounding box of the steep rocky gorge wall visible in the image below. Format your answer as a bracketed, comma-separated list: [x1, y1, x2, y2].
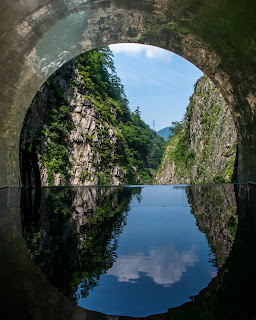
[21, 60, 126, 186]
[156, 76, 237, 184]
[20, 48, 165, 187]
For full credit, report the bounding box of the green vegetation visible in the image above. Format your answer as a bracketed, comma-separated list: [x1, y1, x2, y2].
[74, 47, 165, 183]
[40, 103, 74, 185]
[118, 107, 166, 182]
[22, 46, 165, 185]
[157, 76, 237, 184]
[162, 119, 196, 182]
[25, 74, 74, 185]
[156, 126, 173, 141]
[22, 187, 140, 300]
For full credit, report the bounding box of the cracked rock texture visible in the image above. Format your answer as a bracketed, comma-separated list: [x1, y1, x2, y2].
[156, 76, 237, 184]
[21, 60, 126, 186]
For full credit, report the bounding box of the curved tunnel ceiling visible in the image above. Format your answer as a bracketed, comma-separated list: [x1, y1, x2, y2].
[1, 0, 256, 186]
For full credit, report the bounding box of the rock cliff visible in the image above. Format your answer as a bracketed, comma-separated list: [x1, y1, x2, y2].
[156, 76, 237, 184]
[20, 48, 165, 186]
[21, 60, 126, 185]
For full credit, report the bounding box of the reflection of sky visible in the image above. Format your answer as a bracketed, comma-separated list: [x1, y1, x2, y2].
[107, 246, 199, 286]
[78, 186, 217, 317]
[129, 185, 190, 207]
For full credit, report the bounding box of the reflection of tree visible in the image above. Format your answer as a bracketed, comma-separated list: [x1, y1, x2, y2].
[170, 184, 256, 320]
[186, 184, 238, 268]
[16, 185, 256, 319]
[21, 186, 139, 300]
[137, 184, 255, 320]
[21, 188, 41, 234]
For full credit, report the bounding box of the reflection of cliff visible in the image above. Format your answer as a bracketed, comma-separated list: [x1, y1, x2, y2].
[186, 184, 238, 268]
[21, 186, 138, 300]
[7, 185, 256, 320]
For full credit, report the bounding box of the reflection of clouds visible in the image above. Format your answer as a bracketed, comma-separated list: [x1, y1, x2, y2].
[210, 270, 217, 278]
[107, 246, 198, 286]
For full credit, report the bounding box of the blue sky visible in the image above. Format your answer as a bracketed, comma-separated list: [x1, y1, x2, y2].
[109, 44, 203, 131]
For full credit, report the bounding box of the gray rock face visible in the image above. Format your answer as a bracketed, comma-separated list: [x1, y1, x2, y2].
[156, 76, 237, 184]
[186, 184, 238, 268]
[2, 0, 256, 188]
[21, 61, 126, 186]
[66, 82, 126, 186]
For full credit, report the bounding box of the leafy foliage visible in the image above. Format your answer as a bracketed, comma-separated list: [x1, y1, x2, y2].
[169, 121, 183, 136]
[23, 46, 165, 185]
[22, 187, 140, 300]
[167, 120, 195, 181]
[31, 81, 74, 185]
[75, 47, 166, 184]
[156, 126, 173, 141]
[119, 108, 166, 182]
[158, 76, 237, 184]
[76, 47, 125, 102]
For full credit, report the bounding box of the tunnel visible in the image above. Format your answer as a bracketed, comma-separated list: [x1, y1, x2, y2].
[1, 2, 256, 318]
[1, 0, 256, 187]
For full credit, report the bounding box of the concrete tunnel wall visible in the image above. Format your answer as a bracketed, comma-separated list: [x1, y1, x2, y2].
[1, 0, 256, 187]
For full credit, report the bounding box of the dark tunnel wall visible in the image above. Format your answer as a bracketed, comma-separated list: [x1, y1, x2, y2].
[1, 0, 256, 186]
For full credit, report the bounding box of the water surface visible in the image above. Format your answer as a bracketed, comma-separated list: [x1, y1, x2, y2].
[20, 184, 238, 317]
[78, 186, 218, 316]
[1, 184, 255, 319]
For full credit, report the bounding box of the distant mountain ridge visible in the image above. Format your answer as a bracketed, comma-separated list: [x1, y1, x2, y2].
[157, 126, 172, 141]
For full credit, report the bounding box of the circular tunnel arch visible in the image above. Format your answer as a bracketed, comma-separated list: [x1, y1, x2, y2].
[1, 0, 256, 186]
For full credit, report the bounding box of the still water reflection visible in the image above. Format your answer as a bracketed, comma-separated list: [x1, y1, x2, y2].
[20, 185, 238, 317]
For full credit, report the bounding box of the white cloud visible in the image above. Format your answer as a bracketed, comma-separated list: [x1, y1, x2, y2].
[106, 246, 198, 286]
[109, 43, 144, 55]
[109, 43, 173, 62]
[144, 46, 172, 62]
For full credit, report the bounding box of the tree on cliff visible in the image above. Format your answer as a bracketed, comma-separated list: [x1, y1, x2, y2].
[21, 47, 165, 185]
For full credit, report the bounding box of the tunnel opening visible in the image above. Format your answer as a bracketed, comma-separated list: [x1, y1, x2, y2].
[18, 44, 241, 317]
[19, 45, 167, 186]
[2, 0, 256, 186]
[19, 44, 238, 187]
[1, 1, 256, 319]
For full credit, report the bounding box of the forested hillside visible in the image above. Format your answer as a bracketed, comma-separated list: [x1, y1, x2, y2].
[156, 76, 237, 184]
[156, 126, 172, 141]
[20, 47, 165, 186]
